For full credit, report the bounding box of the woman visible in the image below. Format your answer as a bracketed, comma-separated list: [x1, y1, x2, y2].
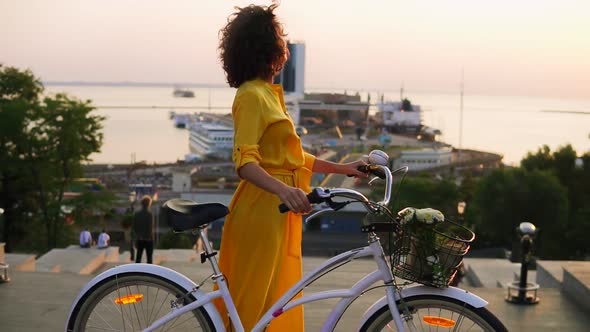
[216, 4, 367, 331]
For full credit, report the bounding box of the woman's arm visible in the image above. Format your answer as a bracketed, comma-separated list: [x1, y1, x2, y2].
[312, 158, 368, 177]
[238, 163, 312, 213]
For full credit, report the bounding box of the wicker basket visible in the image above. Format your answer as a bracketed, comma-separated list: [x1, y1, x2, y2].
[389, 220, 474, 287]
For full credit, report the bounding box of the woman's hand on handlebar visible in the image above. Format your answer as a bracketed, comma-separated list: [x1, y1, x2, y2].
[341, 159, 369, 178]
[278, 185, 312, 214]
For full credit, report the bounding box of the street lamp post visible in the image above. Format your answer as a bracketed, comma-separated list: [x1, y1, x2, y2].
[128, 191, 136, 213]
[61, 205, 75, 225]
[457, 201, 466, 224]
[152, 193, 159, 247]
[128, 191, 136, 262]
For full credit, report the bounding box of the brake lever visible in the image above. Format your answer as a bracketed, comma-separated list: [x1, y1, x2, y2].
[304, 208, 332, 223]
[328, 200, 351, 211]
[368, 177, 381, 186]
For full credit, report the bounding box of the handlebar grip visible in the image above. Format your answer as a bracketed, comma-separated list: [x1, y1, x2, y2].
[347, 164, 386, 179]
[278, 203, 290, 213]
[278, 189, 323, 213]
[347, 164, 371, 177]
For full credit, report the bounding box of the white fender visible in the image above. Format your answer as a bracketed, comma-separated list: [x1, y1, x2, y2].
[65, 263, 225, 331]
[356, 285, 488, 331]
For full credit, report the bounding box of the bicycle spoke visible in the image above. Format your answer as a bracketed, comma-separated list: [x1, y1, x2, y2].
[127, 286, 143, 329]
[92, 309, 116, 331]
[86, 324, 121, 331]
[147, 287, 160, 323]
[166, 314, 196, 331]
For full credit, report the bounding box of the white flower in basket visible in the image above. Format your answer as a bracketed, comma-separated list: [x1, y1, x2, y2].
[396, 207, 453, 287]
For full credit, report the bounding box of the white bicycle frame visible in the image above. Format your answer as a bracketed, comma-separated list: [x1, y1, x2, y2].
[66, 165, 490, 332]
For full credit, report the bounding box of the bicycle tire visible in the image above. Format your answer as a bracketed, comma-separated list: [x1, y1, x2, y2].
[69, 273, 216, 332]
[359, 294, 508, 332]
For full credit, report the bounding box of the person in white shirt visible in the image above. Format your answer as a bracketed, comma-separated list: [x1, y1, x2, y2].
[80, 229, 92, 248]
[97, 230, 110, 249]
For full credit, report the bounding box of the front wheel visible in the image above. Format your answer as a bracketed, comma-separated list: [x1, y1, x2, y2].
[359, 295, 507, 332]
[68, 273, 215, 331]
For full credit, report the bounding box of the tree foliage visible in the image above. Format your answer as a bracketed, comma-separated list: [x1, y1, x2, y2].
[0, 64, 105, 252]
[373, 175, 460, 221]
[520, 144, 590, 258]
[470, 168, 568, 258]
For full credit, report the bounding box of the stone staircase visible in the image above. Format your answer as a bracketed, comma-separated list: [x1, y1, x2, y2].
[36, 245, 120, 274]
[5, 254, 36, 272]
[0, 242, 9, 282]
[463, 258, 536, 288]
[536, 260, 590, 313]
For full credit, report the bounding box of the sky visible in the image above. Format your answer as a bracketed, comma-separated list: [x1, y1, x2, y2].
[1, 0, 589, 98]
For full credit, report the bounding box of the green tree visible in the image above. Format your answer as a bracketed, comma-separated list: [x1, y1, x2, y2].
[0, 65, 43, 252]
[378, 176, 460, 220]
[521, 145, 590, 258]
[470, 168, 568, 258]
[0, 65, 105, 251]
[28, 93, 105, 249]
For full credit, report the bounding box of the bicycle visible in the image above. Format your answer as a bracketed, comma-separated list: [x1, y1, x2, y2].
[66, 163, 508, 332]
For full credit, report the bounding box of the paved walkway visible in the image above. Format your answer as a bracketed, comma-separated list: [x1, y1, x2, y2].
[1, 256, 589, 331]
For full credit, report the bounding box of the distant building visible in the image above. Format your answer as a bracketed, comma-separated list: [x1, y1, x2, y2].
[274, 41, 305, 98]
[129, 183, 154, 198]
[171, 169, 191, 192]
[298, 92, 369, 129]
[392, 147, 453, 171]
[274, 42, 306, 125]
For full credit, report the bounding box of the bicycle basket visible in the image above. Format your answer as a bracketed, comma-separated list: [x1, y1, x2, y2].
[390, 220, 474, 288]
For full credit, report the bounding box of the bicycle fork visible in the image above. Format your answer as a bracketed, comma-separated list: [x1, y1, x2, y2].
[370, 235, 418, 332]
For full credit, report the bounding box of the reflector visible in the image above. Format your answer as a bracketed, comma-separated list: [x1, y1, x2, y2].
[114, 294, 144, 305]
[423, 315, 456, 328]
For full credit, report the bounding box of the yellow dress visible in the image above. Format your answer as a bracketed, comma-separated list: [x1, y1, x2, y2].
[215, 79, 315, 331]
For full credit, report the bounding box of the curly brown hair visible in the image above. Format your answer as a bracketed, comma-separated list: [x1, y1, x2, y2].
[219, 4, 288, 88]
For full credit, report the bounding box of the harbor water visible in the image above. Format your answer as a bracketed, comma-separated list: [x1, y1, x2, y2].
[45, 84, 590, 166]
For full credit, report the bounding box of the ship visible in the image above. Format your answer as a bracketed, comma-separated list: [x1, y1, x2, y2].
[173, 87, 195, 98]
[188, 122, 234, 159]
[374, 98, 423, 134]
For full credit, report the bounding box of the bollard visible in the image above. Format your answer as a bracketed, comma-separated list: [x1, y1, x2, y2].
[506, 222, 540, 304]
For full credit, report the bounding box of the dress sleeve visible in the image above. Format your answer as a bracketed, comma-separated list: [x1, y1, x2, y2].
[303, 152, 316, 171]
[232, 90, 266, 173]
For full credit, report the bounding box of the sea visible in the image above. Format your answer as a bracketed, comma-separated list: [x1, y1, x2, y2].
[44, 84, 590, 166]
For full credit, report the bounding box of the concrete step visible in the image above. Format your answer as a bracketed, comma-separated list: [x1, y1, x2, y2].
[153, 249, 199, 263]
[463, 258, 522, 288]
[65, 245, 120, 262]
[5, 254, 36, 272]
[562, 263, 590, 313]
[0, 242, 5, 264]
[535, 260, 578, 288]
[93, 249, 198, 275]
[36, 247, 112, 274]
[119, 251, 133, 263]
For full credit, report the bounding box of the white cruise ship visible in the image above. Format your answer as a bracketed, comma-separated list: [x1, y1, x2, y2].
[374, 99, 423, 134]
[189, 122, 234, 159]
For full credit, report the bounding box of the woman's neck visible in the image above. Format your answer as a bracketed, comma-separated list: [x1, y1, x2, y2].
[259, 76, 274, 84]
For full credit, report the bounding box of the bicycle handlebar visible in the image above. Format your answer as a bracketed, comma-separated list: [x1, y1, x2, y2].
[278, 164, 395, 214]
[278, 190, 324, 213]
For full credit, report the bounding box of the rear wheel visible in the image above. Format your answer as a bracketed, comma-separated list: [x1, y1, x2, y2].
[359, 295, 507, 332]
[69, 274, 215, 331]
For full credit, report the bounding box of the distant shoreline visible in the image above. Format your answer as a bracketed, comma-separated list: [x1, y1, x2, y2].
[44, 81, 228, 89]
[541, 110, 590, 115]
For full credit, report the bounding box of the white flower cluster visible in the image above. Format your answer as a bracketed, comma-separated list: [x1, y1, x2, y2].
[398, 207, 444, 225]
